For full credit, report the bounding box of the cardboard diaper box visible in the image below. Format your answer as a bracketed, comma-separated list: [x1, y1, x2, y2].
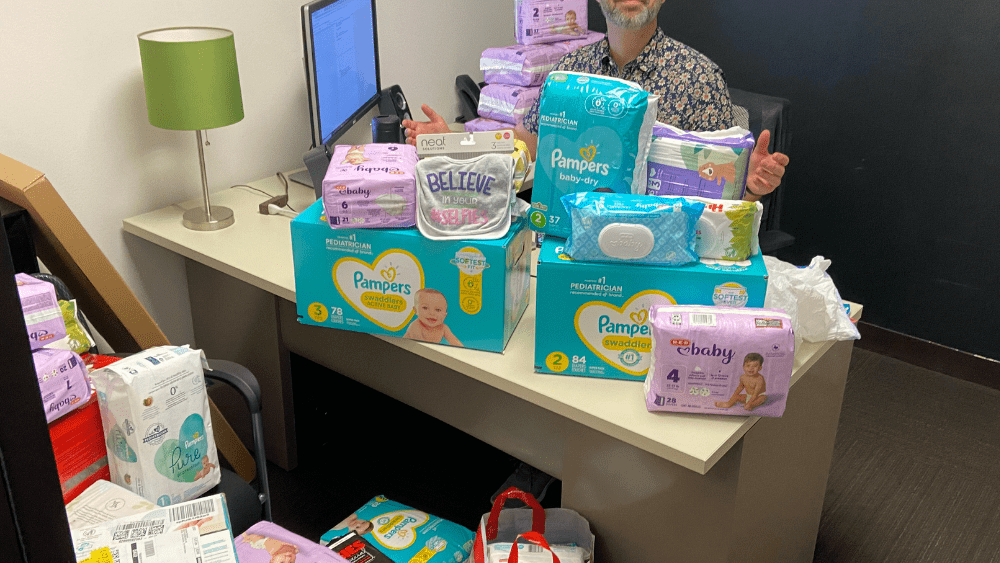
[291, 199, 532, 352]
[535, 238, 768, 381]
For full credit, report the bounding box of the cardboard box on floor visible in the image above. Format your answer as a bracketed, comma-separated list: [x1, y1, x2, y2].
[0, 151, 255, 482]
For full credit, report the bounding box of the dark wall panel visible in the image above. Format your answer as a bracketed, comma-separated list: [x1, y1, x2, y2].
[587, 1, 999, 360]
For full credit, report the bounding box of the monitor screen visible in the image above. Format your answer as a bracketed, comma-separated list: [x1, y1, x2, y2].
[302, 0, 381, 149]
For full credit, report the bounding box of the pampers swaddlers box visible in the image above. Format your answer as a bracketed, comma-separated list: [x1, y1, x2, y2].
[535, 238, 768, 381]
[530, 71, 658, 238]
[291, 199, 532, 353]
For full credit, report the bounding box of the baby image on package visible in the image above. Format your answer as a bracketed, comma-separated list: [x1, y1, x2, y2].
[321, 496, 475, 563]
[89, 346, 221, 506]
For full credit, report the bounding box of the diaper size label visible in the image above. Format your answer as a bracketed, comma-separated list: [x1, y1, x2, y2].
[452, 247, 488, 315]
[574, 290, 676, 377]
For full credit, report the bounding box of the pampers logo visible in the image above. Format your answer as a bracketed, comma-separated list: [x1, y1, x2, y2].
[574, 290, 676, 377]
[551, 147, 610, 175]
[334, 250, 424, 331]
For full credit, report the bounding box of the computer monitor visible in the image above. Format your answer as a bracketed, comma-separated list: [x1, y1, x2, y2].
[301, 0, 381, 150]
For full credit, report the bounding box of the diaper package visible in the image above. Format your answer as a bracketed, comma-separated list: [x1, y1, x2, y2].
[320, 496, 475, 563]
[464, 117, 513, 133]
[645, 305, 794, 417]
[237, 521, 349, 563]
[645, 124, 755, 200]
[416, 153, 515, 240]
[15, 272, 67, 349]
[477, 84, 541, 125]
[31, 347, 91, 424]
[516, 0, 588, 45]
[561, 192, 704, 266]
[558, 30, 605, 51]
[683, 196, 764, 261]
[90, 346, 221, 506]
[488, 542, 588, 563]
[531, 71, 658, 238]
[322, 143, 419, 229]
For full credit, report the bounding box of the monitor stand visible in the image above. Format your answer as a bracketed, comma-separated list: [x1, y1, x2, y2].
[288, 170, 313, 188]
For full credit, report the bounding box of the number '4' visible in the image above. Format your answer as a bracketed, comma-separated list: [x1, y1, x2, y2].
[666, 369, 680, 383]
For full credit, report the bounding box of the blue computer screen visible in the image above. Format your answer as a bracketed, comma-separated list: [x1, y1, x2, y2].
[310, 0, 378, 146]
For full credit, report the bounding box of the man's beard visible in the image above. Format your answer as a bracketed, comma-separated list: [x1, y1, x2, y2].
[598, 0, 661, 29]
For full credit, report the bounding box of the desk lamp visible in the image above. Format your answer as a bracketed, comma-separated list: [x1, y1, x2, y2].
[138, 27, 244, 231]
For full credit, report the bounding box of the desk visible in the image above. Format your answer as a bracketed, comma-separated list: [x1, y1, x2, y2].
[124, 174, 860, 563]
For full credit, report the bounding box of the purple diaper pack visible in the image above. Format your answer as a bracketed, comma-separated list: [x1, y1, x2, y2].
[32, 347, 91, 423]
[645, 305, 795, 417]
[15, 273, 67, 350]
[480, 33, 605, 88]
[322, 144, 419, 229]
[516, 0, 588, 45]
[477, 84, 541, 125]
[236, 521, 349, 563]
[464, 117, 513, 133]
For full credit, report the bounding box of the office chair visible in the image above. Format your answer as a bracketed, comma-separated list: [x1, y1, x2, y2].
[728, 88, 795, 254]
[455, 74, 486, 123]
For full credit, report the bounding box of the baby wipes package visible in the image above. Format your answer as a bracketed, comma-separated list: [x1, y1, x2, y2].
[15, 272, 67, 349]
[322, 143, 418, 229]
[531, 71, 658, 238]
[478, 84, 541, 125]
[645, 124, 755, 200]
[516, 0, 588, 45]
[32, 347, 91, 423]
[685, 196, 764, 261]
[561, 192, 704, 266]
[320, 496, 475, 563]
[292, 199, 532, 352]
[645, 305, 794, 417]
[89, 346, 221, 506]
[535, 238, 768, 380]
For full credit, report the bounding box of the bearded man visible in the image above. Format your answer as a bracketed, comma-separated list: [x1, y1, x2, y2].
[404, 0, 788, 200]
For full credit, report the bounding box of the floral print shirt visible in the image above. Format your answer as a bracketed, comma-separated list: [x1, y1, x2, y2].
[522, 28, 734, 134]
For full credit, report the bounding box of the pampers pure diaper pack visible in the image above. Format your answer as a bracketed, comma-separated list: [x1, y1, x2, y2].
[535, 238, 768, 380]
[645, 305, 794, 417]
[89, 346, 221, 506]
[531, 71, 658, 238]
[322, 143, 418, 229]
[321, 496, 475, 563]
[291, 199, 532, 352]
[645, 124, 755, 200]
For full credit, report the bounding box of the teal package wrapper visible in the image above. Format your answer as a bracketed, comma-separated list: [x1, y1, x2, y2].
[530, 71, 658, 238]
[321, 496, 475, 563]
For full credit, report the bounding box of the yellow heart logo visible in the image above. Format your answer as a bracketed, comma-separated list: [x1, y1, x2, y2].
[629, 310, 647, 325]
[579, 145, 597, 161]
[573, 290, 676, 377]
[381, 267, 396, 282]
[333, 250, 424, 331]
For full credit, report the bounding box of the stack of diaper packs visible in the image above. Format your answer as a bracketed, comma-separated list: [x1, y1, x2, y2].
[90, 346, 221, 506]
[645, 305, 794, 417]
[322, 143, 419, 229]
[468, 2, 603, 133]
[15, 273, 93, 424]
[645, 124, 756, 200]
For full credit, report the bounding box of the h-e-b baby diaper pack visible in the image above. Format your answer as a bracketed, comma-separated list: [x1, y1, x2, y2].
[291, 199, 532, 353]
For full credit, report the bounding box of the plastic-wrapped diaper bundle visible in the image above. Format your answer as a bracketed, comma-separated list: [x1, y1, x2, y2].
[645, 305, 795, 417]
[32, 347, 91, 423]
[516, 0, 588, 45]
[645, 124, 755, 200]
[477, 84, 541, 126]
[464, 117, 512, 133]
[90, 346, 221, 506]
[15, 273, 67, 349]
[322, 143, 419, 229]
[684, 196, 764, 261]
[531, 71, 659, 238]
[561, 192, 704, 266]
[480, 32, 604, 87]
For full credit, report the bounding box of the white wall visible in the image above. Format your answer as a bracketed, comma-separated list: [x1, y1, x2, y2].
[2, 0, 513, 347]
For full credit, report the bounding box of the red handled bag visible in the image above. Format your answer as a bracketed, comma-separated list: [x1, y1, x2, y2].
[472, 487, 595, 563]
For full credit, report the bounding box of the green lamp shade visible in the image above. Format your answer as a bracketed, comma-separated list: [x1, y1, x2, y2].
[139, 27, 244, 131]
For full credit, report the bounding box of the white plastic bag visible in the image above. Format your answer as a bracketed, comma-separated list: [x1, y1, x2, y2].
[763, 256, 860, 345]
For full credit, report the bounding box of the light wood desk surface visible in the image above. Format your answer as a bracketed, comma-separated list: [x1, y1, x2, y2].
[123, 173, 860, 475]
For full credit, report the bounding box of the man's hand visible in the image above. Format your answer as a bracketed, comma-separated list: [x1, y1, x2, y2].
[402, 104, 452, 146]
[744, 130, 789, 200]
